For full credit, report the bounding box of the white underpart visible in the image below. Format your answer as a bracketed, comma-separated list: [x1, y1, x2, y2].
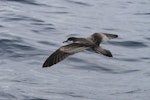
[101, 34, 109, 43]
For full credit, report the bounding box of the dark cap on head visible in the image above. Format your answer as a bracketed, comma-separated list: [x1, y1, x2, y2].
[63, 37, 77, 43]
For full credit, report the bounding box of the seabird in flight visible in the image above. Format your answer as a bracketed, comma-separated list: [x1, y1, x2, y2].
[43, 32, 118, 68]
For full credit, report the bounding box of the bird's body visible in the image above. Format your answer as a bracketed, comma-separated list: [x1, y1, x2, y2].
[43, 32, 118, 68]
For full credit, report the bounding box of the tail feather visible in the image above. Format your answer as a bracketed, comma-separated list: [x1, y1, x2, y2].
[103, 33, 118, 39]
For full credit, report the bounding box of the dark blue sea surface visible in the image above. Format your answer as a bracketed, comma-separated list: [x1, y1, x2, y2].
[0, 0, 150, 100]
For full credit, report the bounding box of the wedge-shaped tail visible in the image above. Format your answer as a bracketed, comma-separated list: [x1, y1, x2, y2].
[93, 47, 112, 57]
[103, 33, 118, 39]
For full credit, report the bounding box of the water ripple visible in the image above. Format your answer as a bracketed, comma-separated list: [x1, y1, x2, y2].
[111, 89, 141, 95]
[0, 25, 3, 27]
[2, 0, 47, 6]
[140, 57, 150, 60]
[38, 41, 59, 47]
[0, 38, 42, 60]
[30, 23, 53, 26]
[0, 39, 35, 51]
[44, 91, 85, 99]
[145, 37, 150, 41]
[22, 96, 48, 100]
[0, 91, 16, 100]
[73, 64, 140, 74]
[68, 57, 87, 63]
[3, 15, 44, 23]
[109, 41, 148, 48]
[114, 58, 139, 62]
[47, 11, 69, 14]
[28, 99, 48, 100]
[66, 0, 92, 6]
[134, 13, 150, 15]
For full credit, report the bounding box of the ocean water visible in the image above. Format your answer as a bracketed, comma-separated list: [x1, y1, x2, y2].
[0, 0, 150, 100]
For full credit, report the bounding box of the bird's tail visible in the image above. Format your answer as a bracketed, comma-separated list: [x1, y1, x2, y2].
[93, 47, 112, 57]
[103, 33, 118, 39]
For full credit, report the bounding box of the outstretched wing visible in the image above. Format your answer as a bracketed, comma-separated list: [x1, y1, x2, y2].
[42, 43, 90, 68]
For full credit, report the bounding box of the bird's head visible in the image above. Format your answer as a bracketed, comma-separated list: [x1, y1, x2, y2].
[63, 37, 77, 43]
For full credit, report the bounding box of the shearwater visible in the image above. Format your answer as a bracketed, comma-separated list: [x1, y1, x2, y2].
[43, 32, 118, 68]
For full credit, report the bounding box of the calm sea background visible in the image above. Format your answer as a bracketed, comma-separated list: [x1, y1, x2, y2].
[0, 0, 150, 100]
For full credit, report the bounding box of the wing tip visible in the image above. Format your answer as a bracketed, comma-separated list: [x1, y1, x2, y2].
[114, 34, 118, 38]
[104, 49, 113, 57]
[42, 62, 54, 68]
[42, 65, 48, 68]
[42, 64, 50, 68]
[106, 52, 113, 57]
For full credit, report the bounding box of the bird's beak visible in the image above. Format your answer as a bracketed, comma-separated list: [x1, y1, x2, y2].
[63, 40, 68, 43]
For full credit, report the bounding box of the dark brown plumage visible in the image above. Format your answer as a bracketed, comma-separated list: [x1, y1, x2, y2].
[43, 32, 118, 68]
